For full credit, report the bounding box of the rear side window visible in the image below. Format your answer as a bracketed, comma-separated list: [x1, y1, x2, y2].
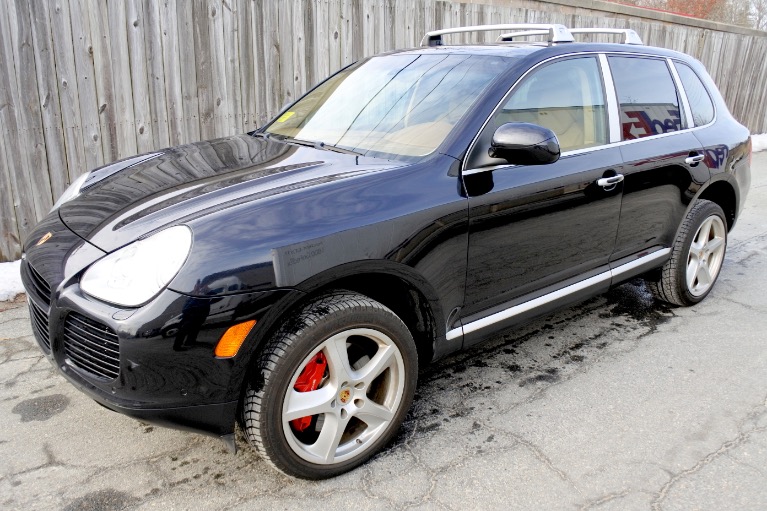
[675, 62, 715, 126]
[608, 56, 684, 140]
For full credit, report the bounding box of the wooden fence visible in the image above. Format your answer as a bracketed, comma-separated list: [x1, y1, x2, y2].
[1, 0, 766, 262]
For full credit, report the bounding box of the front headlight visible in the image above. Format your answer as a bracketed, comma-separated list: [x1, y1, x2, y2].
[50, 172, 90, 212]
[80, 226, 193, 307]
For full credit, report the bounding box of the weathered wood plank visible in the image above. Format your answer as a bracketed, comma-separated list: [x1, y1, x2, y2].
[303, 0, 317, 88]
[0, 6, 22, 258]
[175, 0, 201, 142]
[249, 0, 269, 127]
[237, 0, 256, 131]
[0, 2, 38, 240]
[143, 0, 171, 149]
[278, 0, 296, 107]
[0, 128, 21, 260]
[208, 0, 228, 136]
[262, 0, 281, 117]
[327, 0, 342, 73]
[159, 0, 185, 145]
[193, 0, 215, 140]
[87, 0, 119, 164]
[69, 0, 105, 171]
[340, 0, 354, 66]
[11, 0, 54, 215]
[222, 0, 242, 134]
[126, 0, 156, 153]
[292, 0, 307, 98]
[314, 0, 331, 83]
[49, 0, 88, 183]
[106, 0, 138, 157]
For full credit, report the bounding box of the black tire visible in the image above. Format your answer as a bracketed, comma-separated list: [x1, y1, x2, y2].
[241, 291, 418, 479]
[648, 199, 727, 306]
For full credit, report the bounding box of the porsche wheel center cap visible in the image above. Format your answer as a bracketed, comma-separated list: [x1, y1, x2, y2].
[338, 387, 352, 405]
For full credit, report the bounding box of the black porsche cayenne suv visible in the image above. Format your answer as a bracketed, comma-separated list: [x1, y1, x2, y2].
[21, 24, 751, 478]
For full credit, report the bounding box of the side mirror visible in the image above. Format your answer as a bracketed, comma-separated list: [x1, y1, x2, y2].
[489, 122, 560, 165]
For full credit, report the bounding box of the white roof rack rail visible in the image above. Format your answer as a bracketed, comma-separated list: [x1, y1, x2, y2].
[569, 28, 643, 45]
[420, 24, 575, 47]
[496, 30, 551, 42]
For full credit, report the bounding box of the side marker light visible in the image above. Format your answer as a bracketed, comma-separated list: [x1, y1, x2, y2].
[215, 320, 257, 358]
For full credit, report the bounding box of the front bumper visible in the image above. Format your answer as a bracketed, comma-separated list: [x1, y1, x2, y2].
[21, 215, 298, 438]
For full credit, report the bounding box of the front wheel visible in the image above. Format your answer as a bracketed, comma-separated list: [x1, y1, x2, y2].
[241, 292, 418, 479]
[648, 199, 727, 306]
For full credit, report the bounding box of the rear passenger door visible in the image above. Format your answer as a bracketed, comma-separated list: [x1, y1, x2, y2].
[607, 56, 711, 267]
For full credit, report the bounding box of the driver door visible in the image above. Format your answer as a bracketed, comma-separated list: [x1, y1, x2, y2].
[459, 55, 623, 346]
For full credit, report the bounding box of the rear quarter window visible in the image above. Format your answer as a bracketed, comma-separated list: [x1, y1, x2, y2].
[675, 62, 715, 126]
[608, 56, 684, 140]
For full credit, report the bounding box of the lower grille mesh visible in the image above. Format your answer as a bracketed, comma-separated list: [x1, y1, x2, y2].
[28, 300, 50, 351]
[63, 312, 120, 380]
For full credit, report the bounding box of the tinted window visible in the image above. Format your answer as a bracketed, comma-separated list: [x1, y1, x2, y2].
[499, 57, 607, 152]
[609, 57, 683, 140]
[676, 62, 715, 126]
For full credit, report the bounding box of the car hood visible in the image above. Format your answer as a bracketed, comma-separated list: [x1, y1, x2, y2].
[59, 135, 400, 252]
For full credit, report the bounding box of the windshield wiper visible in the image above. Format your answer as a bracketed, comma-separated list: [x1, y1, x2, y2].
[271, 135, 363, 156]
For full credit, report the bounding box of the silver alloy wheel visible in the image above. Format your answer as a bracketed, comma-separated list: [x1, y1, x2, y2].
[282, 328, 405, 465]
[686, 214, 726, 297]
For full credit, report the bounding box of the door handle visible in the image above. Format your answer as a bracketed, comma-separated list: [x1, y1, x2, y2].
[597, 174, 624, 188]
[685, 154, 705, 166]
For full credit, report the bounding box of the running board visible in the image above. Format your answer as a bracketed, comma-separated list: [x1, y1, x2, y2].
[446, 248, 671, 341]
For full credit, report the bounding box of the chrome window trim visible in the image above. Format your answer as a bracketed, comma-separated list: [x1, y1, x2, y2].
[669, 58, 718, 130]
[599, 53, 621, 143]
[461, 51, 607, 175]
[667, 58, 695, 129]
[446, 248, 671, 340]
[461, 51, 719, 176]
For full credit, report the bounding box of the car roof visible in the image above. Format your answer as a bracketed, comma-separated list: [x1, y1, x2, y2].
[393, 42, 691, 62]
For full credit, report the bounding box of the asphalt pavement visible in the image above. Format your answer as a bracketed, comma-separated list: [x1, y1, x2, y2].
[1, 153, 766, 511]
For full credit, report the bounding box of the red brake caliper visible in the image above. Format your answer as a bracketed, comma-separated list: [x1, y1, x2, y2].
[290, 352, 328, 432]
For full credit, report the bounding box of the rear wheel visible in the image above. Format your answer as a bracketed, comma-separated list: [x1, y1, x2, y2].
[649, 199, 727, 306]
[241, 291, 417, 479]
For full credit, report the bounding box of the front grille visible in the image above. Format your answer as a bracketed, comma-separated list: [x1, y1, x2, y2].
[63, 312, 120, 380]
[28, 300, 51, 351]
[27, 263, 51, 306]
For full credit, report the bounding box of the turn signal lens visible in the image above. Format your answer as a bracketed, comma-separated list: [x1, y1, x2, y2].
[215, 320, 256, 358]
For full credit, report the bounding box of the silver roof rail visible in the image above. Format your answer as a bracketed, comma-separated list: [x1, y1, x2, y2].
[497, 30, 552, 42]
[420, 24, 575, 47]
[569, 28, 644, 45]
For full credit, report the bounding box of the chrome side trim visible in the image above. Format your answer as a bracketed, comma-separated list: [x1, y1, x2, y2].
[667, 58, 695, 130]
[453, 272, 611, 339]
[445, 325, 463, 341]
[447, 248, 672, 340]
[599, 54, 621, 143]
[610, 248, 671, 278]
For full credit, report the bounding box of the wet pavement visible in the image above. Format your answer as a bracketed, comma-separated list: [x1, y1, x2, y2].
[1, 152, 766, 510]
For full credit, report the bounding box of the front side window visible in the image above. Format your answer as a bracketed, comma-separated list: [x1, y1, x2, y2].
[265, 54, 512, 159]
[497, 56, 608, 152]
[675, 62, 715, 126]
[609, 56, 684, 140]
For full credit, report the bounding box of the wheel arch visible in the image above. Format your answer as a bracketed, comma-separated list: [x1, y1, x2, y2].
[231, 261, 444, 404]
[696, 177, 738, 230]
[293, 260, 445, 368]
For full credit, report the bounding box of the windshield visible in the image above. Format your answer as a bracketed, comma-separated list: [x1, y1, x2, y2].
[265, 53, 511, 159]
